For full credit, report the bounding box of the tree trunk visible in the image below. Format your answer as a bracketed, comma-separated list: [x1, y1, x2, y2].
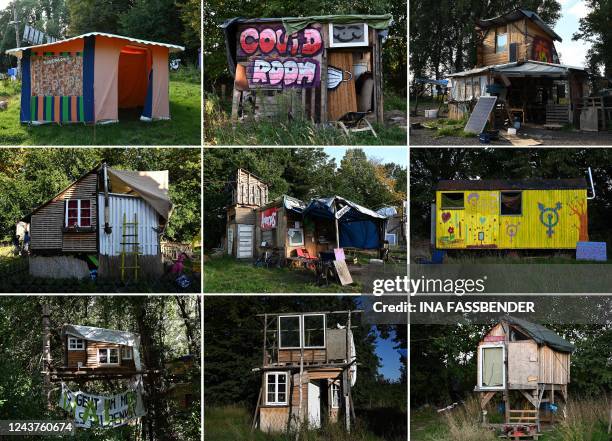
[175, 296, 197, 355]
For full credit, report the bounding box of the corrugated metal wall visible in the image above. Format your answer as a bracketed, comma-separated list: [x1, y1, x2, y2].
[436, 189, 586, 249]
[97, 194, 160, 256]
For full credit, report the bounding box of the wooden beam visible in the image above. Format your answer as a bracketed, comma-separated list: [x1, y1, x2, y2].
[519, 390, 539, 408]
[481, 391, 496, 409]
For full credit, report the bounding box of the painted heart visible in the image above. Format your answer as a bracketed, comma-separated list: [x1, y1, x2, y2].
[442, 212, 451, 222]
[479, 216, 486, 224]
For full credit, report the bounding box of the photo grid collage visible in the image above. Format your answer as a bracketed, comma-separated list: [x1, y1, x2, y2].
[0, 0, 611, 440]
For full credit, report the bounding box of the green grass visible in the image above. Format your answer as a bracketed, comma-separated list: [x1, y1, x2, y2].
[0, 67, 201, 145]
[205, 405, 391, 441]
[204, 255, 361, 293]
[204, 92, 406, 146]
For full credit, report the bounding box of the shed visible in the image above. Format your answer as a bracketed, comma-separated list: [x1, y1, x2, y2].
[445, 9, 589, 127]
[476, 317, 574, 428]
[6, 33, 184, 124]
[433, 178, 589, 250]
[222, 15, 392, 123]
[22, 163, 172, 279]
[60, 324, 142, 374]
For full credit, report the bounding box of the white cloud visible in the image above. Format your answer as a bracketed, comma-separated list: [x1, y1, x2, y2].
[556, 39, 590, 68]
[568, 1, 590, 19]
[0, 0, 12, 10]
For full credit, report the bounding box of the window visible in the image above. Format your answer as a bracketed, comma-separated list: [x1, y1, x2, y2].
[496, 33, 507, 53]
[98, 348, 119, 365]
[441, 192, 464, 209]
[121, 347, 133, 360]
[279, 316, 301, 348]
[266, 372, 288, 405]
[330, 380, 341, 408]
[68, 338, 84, 351]
[287, 228, 304, 246]
[479, 345, 505, 389]
[500, 191, 522, 215]
[303, 314, 325, 348]
[65, 199, 91, 227]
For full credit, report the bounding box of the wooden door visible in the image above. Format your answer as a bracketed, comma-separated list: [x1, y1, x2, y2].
[308, 381, 321, 428]
[327, 51, 357, 121]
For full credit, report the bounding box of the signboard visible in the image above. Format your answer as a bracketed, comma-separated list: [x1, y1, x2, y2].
[260, 207, 278, 230]
[335, 205, 351, 219]
[237, 24, 323, 89]
[576, 241, 607, 262]
[59, 383, 146, 428]
[333, 260, 353, 285]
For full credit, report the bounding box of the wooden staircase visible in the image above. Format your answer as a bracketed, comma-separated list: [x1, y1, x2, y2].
[545, 104, 570, 128]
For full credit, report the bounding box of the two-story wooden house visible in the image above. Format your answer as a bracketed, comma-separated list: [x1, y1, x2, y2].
[447, 9, 589, 127]
[253, 310, 359, 433]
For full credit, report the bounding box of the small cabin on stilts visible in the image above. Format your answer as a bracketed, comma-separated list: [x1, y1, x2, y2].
[475, 317, 574, 437]
[253, 310, 360, 433]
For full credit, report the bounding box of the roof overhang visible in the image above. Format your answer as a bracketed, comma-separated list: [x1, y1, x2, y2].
[476, 9, 562, 42]
[447, 61, 587, 79]
[6, 32, 184, 57]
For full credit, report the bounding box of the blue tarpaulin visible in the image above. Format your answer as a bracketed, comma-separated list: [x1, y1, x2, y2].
[302, 196, 386, 250]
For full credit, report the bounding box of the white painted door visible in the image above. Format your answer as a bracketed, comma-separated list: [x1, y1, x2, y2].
[227, 227, 234, 255]
[237, 224, 254, 258]
[307, 382, 321, 428]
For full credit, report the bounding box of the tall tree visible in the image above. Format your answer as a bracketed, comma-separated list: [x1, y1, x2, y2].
[573, 0, 612, 78]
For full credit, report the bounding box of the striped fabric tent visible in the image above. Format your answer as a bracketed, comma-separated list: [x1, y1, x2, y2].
[6, 33, 184, 124]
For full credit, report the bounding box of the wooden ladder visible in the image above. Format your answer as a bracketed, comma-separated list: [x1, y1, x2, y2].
[120, 213, 140, 283]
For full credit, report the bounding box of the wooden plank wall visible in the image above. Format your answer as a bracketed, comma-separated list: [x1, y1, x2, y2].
[539, 345, 570, 385]
[234, 169, 268, 206]
[30, 172, 97, 253]
[279, 349, 326, 364]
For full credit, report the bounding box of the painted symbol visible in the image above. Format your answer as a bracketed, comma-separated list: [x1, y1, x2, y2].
[327, 66, 353, 90]
[505, 221, 521, 243]
[478, 232, 485, 241]
[479, 216, 486, 224]
[442, 212, 451, 223]
[538, 202, 562, 238]
[333, 24, 364, 43]
[467, 193, 479, 207]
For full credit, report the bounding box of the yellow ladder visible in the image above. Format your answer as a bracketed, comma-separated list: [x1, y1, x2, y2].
[120, 213, 140, 282]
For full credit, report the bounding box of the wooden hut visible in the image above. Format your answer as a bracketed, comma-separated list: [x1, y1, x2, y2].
[253, 310, 359, 433]
[59, 324, 142, 375]
[446, 9, 589, 128]
[222, 15, 392, 123]
[433, 178, 591, 250]
[21, 163, 172, 280]
[476, 317, 574, 430]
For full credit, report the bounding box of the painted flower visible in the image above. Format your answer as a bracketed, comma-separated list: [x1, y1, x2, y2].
[448, 226, 454, 234]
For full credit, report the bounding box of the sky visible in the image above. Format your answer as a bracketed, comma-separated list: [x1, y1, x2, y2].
[554, 0, 592, 68]
[0, 1, 10, 10]
[323, 147, 408, 168]
[373, 328, 403, 381]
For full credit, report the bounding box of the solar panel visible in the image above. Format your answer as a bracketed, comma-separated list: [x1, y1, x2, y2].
[464, 96, 497, 134]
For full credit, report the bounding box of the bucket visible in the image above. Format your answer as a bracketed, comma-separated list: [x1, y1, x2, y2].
[425, 109, 438, 118]
[353, 62, 368, 80]
[508, 128, 517, 135]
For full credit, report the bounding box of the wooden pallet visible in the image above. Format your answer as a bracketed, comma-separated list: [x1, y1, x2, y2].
[546, 104, 570, 125]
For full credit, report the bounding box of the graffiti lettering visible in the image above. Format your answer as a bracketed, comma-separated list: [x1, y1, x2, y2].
[250, 58, 319, 88]
[239, 26, 323, 56]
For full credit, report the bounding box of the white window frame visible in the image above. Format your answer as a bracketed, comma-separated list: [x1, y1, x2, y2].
[65, 199, 92, 228]
[330, 380, 340, 408]
[98, 348, 120, 366]
[478, 343, 506, 390]
[287, 228, 304, 246]
[278, 315, 302, 349]
[328, 23, 369, 48]
[121, 347, 133, 360]
[302, 313, 326, 349]
[265, 371, 289, 406]
[68, 337, 84, 351]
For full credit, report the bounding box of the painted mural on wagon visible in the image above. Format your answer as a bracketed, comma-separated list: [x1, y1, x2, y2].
[433, 175, 595, 251]
[222, 15, 392, 123]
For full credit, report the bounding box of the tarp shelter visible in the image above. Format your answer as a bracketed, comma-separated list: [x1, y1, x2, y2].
[302, 196, 387, 249]
[6, 33, 184, 124]
[106, 167, 173, 221]
[62, 324, 143, 370]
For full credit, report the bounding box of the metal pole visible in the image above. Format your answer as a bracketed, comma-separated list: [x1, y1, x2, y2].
[334, 199, 340, 249]
[12, 2, 21, 78]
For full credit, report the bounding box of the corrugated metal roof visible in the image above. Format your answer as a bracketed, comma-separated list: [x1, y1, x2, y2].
[447, 61, 586, 78]
[6, 32, 184, 56]
[476, 9, 562, 42]
[436, 178, 588, 191]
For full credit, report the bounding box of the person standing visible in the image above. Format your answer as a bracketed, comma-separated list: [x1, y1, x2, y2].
[23, 231, 30, 254]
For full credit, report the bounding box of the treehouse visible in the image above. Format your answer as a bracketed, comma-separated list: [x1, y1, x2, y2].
[59, 324, 142, 376]
[433, 178, 591, 250]
[226, 169, 388, 261]
[21, 163, 173, 280]
[446, 9, 589, 128]
[476, 317, 574, 429]
[253, 310, 359, 432]
[222, 15, 392, 123]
